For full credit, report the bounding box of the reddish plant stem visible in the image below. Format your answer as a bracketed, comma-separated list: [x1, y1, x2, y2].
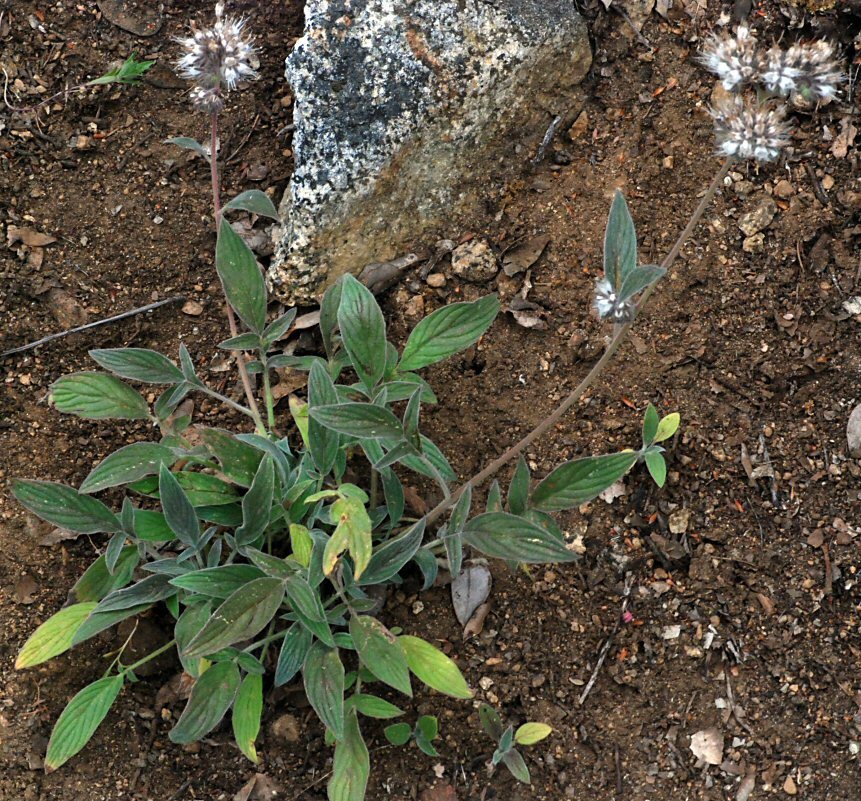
[210, 111, 266, 433]
[424, 157, 734, 527]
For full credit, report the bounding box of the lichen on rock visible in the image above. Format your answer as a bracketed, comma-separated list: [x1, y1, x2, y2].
[269, 0, 591, 303]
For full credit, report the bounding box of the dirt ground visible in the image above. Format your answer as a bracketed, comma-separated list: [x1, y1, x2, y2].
[1, 1, 861, 799]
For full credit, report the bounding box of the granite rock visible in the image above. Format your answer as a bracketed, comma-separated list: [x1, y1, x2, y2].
[269, 0, 591, 302]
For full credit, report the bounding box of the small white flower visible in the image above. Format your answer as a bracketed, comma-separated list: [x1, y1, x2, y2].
[700, 25, 761, 91]
[711, 96, 791, 163]
[594, 278, 636, 323]
[175, 3, 258, 110]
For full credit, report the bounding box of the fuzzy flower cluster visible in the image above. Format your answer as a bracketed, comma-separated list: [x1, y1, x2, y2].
[700, 25, 841, 164]
[711, 96, 791, 163]
[701, 25, 841, 101]
[176, 2, 258, 112]
[594, 278, 636, 324]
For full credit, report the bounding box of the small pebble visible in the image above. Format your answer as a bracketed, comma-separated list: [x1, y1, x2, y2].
[426, 273, 446, 288]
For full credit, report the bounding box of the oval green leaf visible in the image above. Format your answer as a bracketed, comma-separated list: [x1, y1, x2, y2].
[303, 642, 345, 741]
[329, 710, 369, 801]
[52, 372, 149, 420]
[349, 616, 411, 697]
[45, 674, 124, 771]
[310, 403, 404, 441]
[399, 294, 500, 372]
[515, 722, 553, 745]
[169, 661, 241, 744]
[337, 274, 386, 390]
[89, 348, 184, 384]
[232, 673, 263, 763]
[13, 480, 120, 534]
[80, 442, 175, 494]
[215, 217, 267, 334]
[398, 635, 472, 699]
[463, 512, 578, 563]
[529, 451, 638, 512]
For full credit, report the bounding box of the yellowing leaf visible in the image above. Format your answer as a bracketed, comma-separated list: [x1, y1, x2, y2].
[398, 635, 472, 699]
[16, 603, 98, 669]
[515, 722, 553, 745]
[654, 413, 680, 442]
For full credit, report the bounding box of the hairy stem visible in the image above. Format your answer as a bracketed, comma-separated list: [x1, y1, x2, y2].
[424, 157, 733, 527]
[261, 358, 277, 431]
[210, 111, 267, 434]
[192, 383, 257, 420]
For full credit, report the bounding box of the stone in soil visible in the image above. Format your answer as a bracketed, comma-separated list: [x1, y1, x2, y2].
[269, 0, 591, 302]
[450, 239, 499, 283]
[738, 193, 777, 237]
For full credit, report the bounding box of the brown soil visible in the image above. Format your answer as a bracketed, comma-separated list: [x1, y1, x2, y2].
[2, 2, 861, 800]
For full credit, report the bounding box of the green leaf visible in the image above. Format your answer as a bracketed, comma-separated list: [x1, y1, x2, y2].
[515, 722, 553, 745]
[415, 715, 439, 756]
[223, 189, 279, 220]
[89, 348, 184, 384]
[349, 616, 411, 696]
[478, 703, 504, 740]
[308, 360, 340, 475]
[88, 54, 154, 86]
[642, 403, 659, 446]
[329, 710, 369, 801]
[52, 372, 149, 420]
[617, 264, 665, 302]
[530, 451, 638, 512]
[463, 512, 578, 563]
[165, 136, 209, 158]
[132, 471, 239, 507]
[16, 603, 98, 669]
[219, 332, 262, 351]
[263, 308, 297, 344]
[644, 450, 667, 488]
[384, 722, 412, 746]
[398, 635, 472, 699]
[502, 748, 531, 784]
[275, 623, 313, 686]
[199, 428, 263, 487]
[132, 509, 173, 541]
[159, 465, 200, 547]
[350, 694, 403, 719]
[176, 601, 211, 678]
[290, 523, 313, 567]
[507, 456, 530, 516]
[603, 190, 637, 290]
[72, 548, 138, 602]
[169, 565, 266, 598]
[71, 602, 152, 646]
[337, 274, 386, 390]
[357, 519, 425, 586]
[412, 547, 438, 591]
[323, 496, 372, 580]
[184, 577, 285, 658]
[232, 674, 263, 763]
[245, 548, 296, 579]
[91, 574, 174, 613]
[235, 456, 275, 547]
[79, 443, 174, 494]
[215, 216, 267, 334]
[13, 479, 120, 534]
[319, 281, 342, 359]
[45, 675, 123, 771]
[169, 661, 241, 744]
[399, 295, 500, 371]
[303, 642, 345, 741]
[654, 413, 680, 442]
[285, 575, 327, 623]
[310, 403, 404, 441]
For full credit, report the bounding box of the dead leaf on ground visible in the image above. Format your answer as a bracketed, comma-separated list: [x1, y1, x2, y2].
[463, 601, 491, 640]
[502, 235, 550, 277]
[599, 479, 626, 504]
[831, 117, 857, 159]
[270, 368, 308, 400]
[403, 486, 428, 517]
[233, 773, 282, 801]
[97, 0, 163, 36]
[452, 559, 492, 627]
[155, 672, 195, 708]
[47, 288, 88, 329]
[14, 574, 39, 604]
[39, 527, 81, 547]
[7, 225, 57, 247]
[292, 310, 321, 331]
[736, 771, 756, 801]
[690, 727, 724, 765]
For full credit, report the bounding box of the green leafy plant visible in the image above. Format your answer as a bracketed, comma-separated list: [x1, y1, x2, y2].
[478, 704, 552, 785]
[87, 54, 155, 87]
[11, 8, 727, 800]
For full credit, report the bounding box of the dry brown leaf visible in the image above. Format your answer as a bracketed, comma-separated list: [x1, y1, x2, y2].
[233, 773, 282, 801]
[39, 527, 81, 547]
[502, 235, 550, 277]
[463, 601, 491, 640]
[7, 225, 57, 247]
[14, 575, 39, 604]
[831, 117, 857, 159]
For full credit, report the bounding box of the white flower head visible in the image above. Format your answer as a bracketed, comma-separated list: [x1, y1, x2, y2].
[761, 41, 842, 101]
[700, 25, 762, 91]
[711, 95, 791, 163]
[176, 3, 258, 111]
[594, 278, 636, 323]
